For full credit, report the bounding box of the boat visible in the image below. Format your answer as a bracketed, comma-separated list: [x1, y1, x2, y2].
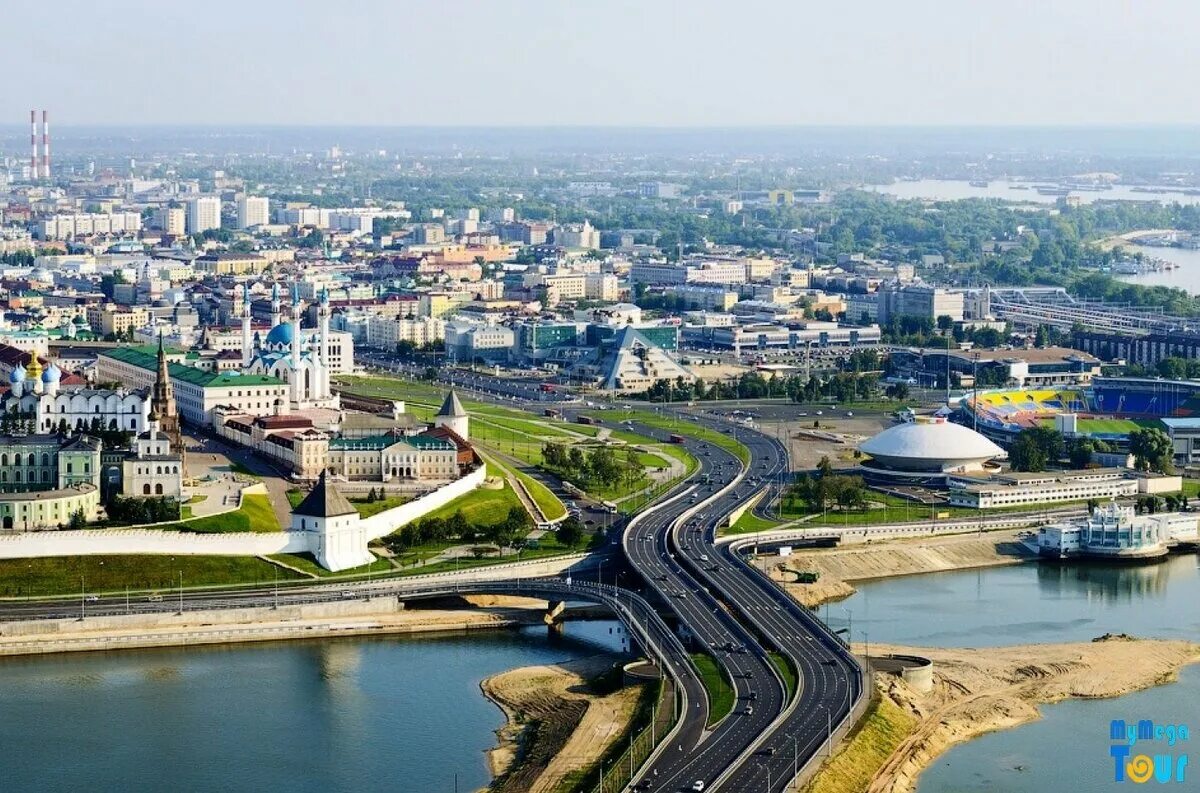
[968, 180, 989, 188]
[1035, 186, 1071, 196]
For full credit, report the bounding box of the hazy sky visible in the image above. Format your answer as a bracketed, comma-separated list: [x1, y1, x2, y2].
[5, 0, 1195, 127]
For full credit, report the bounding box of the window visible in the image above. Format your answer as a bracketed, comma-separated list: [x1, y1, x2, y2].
[28, 454, 34, 466]
[155, 483, 163, 495]
[42, 471, 48, 483]
[143, 484, 150, 495]
[41, 454, 48, 466]
[66, 463, 72, 473]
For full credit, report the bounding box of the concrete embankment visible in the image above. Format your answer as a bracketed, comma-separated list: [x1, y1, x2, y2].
[773, 529, 1035, 607]
[0, 597, 550, 656]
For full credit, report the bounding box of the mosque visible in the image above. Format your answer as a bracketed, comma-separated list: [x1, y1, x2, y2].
[241, 283, 340, 412]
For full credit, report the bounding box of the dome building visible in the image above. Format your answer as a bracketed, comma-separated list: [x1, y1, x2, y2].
[857, 418, 1004, 483]
[242, 283, 339, 411]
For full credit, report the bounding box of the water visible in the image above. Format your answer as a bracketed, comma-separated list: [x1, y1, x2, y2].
[918, 665, 1198, 792]
[1113, 244, 1200, 295]
[0, 619, 627, 793]
[870, 179, 1200, 206]
[824, 555, 1199, 793]
[829, 554, 1200, 648]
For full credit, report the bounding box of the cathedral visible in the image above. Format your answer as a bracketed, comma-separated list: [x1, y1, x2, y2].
[242, 283, 340, 411]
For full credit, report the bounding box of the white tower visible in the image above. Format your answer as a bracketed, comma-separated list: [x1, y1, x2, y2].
[434, 390, 469, 441]
[291, 284, 303, 403]
[271, 282, 281, 328]
[318, 288, 331, 398]
[290, 471, 373, 572]
[241, 283, 253, 368]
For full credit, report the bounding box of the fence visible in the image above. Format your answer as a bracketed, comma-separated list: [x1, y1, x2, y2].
[589, 676, 678, 793]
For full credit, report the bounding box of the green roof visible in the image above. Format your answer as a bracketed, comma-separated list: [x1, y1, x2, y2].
[100, 347, 285, 389]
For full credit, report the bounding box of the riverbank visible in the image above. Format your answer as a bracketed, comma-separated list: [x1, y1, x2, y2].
[0, 595, 553, 656]
[482, 654, 645, 793]
[771, 529, 1035, 607]
[805, 636, 1200, 793]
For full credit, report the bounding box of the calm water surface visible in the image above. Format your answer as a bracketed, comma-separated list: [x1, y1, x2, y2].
[0, 619, 626, 793]
[1114, 244, 1200, 295]
[870, 179, 1200, 206]
[825, 555, 1199, 793]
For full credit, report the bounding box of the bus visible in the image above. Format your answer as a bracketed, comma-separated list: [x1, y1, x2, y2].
[601, 500, 619, 514]
[540, 383, 556, 393]
[669, 433, 686, 444]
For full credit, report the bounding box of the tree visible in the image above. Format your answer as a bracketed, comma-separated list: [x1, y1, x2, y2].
[68, 508, 87, 530]
[1067, 437, 1095, 469]
[1009, 432, 1048, 472]
[1128, 427, 1175, 474]
[555, 516, 584, 549]
[936, 315, 954, 334]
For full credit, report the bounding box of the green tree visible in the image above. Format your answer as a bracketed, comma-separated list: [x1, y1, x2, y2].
[1009, 432, 1048, 472]
[1128, 427, 1175, 474]
[555, 516, 584, 549]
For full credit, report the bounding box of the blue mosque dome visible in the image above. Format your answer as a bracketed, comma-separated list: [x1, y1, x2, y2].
[266, 322, 296, 346]
[42, 363, 61, 383]
[9, 365, 25, 384]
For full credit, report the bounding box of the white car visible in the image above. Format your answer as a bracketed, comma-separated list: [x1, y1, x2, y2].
[692, 783, 706, 792]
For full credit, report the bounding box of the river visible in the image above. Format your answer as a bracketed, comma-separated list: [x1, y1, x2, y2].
[825, 554, 1199, 792]
[870, 179, 1200, 206]
[0, 619, 626, 793]
[1112, 244, 1200, 295]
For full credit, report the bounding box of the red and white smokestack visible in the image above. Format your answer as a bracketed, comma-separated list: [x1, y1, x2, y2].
[41, 111, 50, 180]
[30, 110, 37, 180]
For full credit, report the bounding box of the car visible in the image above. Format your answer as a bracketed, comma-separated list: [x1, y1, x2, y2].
[743, 706, 754, 715]
[758, 746, 776, 756]
[84, 595, 99, 603]
[816, 410, 823, 415]
[699, 554, 709, 562]
[846, 411, 854, 417]
[147, 594, 163, 602]
[692, 782, 706, 792]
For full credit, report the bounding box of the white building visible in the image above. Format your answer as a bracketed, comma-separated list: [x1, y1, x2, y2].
[122, 416, 184, 500]
[291, 471, 374, 571]
[237, 196, 270, 229]
[186, 196, 221, 234]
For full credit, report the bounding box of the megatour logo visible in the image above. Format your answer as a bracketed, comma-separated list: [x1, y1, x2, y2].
[1110, 719, 1189, 784]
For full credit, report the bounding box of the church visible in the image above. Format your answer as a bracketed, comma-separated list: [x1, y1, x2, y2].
[242, 283, 340, 412]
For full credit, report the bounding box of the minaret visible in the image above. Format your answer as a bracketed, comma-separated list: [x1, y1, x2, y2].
[271, 282, 281, 328]
[291, 284, 303, 402]
[318, 287, 331, 398]
[241, 283, 253, 368]
[151, 333, 182, 455]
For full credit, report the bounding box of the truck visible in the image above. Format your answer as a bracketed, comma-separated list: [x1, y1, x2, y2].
[576, 415, 598, 426]
[539, 383, 556, 393]
[543, 408, 560, 418]
[669, 433, 686, 444]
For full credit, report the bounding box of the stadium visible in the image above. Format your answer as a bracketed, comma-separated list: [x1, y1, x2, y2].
[960, 377, 1200, 459]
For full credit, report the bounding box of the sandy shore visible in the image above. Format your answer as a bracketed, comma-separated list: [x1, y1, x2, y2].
[833, 637, 1200, 793]
[772, 529, 1035, 607]
[481, 654, 645, 793]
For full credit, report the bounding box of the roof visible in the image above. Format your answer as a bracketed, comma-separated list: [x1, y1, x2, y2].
[859, 420, 1003, 470]
[1160, 418, 1200, 429]
[292, 470, 357, 518]
[100, 347, 286, 389]
[437, 390, 466, 418]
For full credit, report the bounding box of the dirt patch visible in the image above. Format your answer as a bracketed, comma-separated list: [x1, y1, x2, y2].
[805, 637, 1200, 793]
[770, 529, 1035, 607]
[483, 655, 646, 793]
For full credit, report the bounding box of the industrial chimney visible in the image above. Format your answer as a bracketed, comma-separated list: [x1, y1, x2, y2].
[29, 110, 37, 181]
[41, 111, 50, 181]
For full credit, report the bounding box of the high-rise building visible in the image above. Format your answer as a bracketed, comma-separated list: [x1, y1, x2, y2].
[237, 196, 269, 229]
[186, 196, 221, 234]
[156, 207, 186, 236]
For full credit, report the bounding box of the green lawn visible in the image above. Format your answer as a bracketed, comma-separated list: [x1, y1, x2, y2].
[780, 488, 1095, 526]
[420, 470, 525, 527]
[228, 461, 262, 479]
[511, 466, 567, 521]
[593, 410, 751, 464]
[1037, 416, 1160, 435]
[269, 552, 393, 578]
[769, 651, 798, 702]
[726, 510, 782, 535]
[804, 693, 918, 793]
[158, 493, 280, 534]
[0, 554, 307, 598]
[353, 496, 408, 518]
[691, 652, 735, 726]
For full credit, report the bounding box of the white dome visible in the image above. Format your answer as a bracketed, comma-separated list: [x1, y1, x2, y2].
[859, 420, 1003, 472]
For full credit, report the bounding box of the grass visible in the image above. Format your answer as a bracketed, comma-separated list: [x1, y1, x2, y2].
[592, 409, 751, 464]
[0, 554, 307, 598]
[420, 469, 525, 527]
[158, 493, 280, 533]
[769, 651, 798, 702]
[1037, 416, 1160, 435]
[352, 496, 408, 518]
[511, 466, 567, 521]
[268, 552, 393, 578]
[727, 510, 782, 535]
[286, 488, 304, 508]
[780, 488, 1096, 526]
[803, 693, 918, 793]
[636, 452, 668, 469]
[690, 652, 735, 726]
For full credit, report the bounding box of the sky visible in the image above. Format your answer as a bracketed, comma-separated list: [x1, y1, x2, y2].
[4, 0, 1197, 127]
